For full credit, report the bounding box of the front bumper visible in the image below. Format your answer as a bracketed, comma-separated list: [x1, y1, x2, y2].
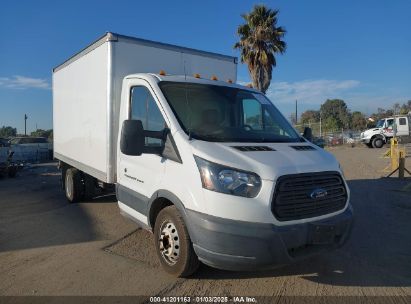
[187, 205, 353, 271]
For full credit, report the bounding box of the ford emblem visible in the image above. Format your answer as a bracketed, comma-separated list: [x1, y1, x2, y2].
[310, 188, 328, 199]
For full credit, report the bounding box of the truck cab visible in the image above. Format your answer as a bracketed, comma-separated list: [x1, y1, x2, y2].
[115, 73, 353, 276]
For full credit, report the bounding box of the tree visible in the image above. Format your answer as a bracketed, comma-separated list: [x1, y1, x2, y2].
[399, 104, 409, 115]
[351, 111, 367, 130]
[31, 129, 53, 139]
[0, 126, 17, 137]
[320, 99, 350, 129]
[324, 117, 339, 131]
[376, 108, 393, 119]
[300, 110, 320, 124]
[234, 4, 286, 93]
[393, 102, 401, 115]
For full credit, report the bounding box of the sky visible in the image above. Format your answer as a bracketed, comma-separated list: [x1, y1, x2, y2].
[0, 0, 410, 133]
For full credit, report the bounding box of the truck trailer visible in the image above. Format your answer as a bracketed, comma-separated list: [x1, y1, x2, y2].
[53, 32, 353, 276]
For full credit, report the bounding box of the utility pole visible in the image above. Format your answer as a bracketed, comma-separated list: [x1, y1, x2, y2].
[24, 114, 28, 136]
[295, 100, 298, 125]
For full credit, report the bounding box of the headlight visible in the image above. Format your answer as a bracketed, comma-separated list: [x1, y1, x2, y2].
[194, 156, 262, 198]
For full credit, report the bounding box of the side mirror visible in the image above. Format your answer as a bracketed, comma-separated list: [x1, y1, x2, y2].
[120, 120, 145, 156]
[120, 120, 169, 156]
[303, 127, 313, 142]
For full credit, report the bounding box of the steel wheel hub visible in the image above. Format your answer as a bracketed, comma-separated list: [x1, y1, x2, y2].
[158, 221, 180, 265]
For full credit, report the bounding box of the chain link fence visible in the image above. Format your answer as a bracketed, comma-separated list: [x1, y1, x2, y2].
[294, 122, 362, 147]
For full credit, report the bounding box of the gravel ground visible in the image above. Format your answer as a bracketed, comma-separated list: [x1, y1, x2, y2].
[0, 146, 410, 302]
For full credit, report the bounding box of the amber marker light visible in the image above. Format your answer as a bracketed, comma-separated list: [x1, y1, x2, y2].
[159, 70, 166, 76]
[211, 75, 218, 81]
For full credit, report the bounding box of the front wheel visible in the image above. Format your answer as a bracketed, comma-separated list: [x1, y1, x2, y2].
[154, 206, 200, 277]
[372, 137, 384, 148]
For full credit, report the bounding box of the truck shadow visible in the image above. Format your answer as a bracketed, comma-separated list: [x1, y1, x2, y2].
[0, 163, 117, 253]
[191, 178, 411, 287]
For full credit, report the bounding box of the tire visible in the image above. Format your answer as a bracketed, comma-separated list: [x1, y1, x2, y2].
[154, 206, 200, 277]
[64, 168, 83, 203]
[61, 166, 67, 190]
[83, 174, 96, 200]
[372, 137, 384, 148]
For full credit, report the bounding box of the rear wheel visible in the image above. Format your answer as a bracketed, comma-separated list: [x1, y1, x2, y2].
[372, 137, 384, 148]
[64, 168, 83, 203]
[154, 206, 200, 277]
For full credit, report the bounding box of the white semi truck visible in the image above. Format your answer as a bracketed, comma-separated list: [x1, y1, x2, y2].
[53, 32, 353, 276]
[360, 115, 411, 148]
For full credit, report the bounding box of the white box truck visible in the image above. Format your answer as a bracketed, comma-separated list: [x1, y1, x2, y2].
[53, 32, 353, 277]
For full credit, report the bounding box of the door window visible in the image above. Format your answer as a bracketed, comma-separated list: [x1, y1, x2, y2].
[241, 96, 292, 137]
[130, 86, 166, 146]
[399, 118, 407, 126]
[242, 99, 263, 130]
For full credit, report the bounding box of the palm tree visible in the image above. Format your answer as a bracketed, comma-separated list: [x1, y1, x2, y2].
[234, 5, 286, 93]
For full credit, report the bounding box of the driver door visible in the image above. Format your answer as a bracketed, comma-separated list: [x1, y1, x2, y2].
[118, 80, 167, 219]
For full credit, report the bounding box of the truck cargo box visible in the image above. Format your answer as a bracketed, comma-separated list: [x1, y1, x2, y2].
[53, 32, 237, 183]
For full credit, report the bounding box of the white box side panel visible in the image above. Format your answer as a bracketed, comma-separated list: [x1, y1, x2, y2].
[53, 43, 109, 181]
[182, 53, 237, 82]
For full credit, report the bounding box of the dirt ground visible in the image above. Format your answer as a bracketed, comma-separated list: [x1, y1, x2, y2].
[0, 146, 410, 302]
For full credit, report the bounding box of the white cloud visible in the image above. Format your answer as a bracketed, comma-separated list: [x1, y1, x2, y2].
[266, 79, 360, 105]
[238, 77, 409, 115]
[0, 75, 50, 90]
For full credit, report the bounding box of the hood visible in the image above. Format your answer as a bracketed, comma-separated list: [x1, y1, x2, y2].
[363, 128, 382, 136]
[190, 141, 339, 181]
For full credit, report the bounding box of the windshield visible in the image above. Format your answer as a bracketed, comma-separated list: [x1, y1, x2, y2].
[159, 81, 301, 143]
[376, 119, 385, 128]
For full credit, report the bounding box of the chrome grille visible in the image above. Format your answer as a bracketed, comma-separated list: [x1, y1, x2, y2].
[272, 172, 347, 221]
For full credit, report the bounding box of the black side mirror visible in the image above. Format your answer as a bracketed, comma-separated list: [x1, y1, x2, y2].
[120, 120, 169, 156]
[303, 127, 313, 142]
[120, 120, 145, 156]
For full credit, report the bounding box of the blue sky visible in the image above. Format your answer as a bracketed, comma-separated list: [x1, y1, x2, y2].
[1, 0, 410, 133]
